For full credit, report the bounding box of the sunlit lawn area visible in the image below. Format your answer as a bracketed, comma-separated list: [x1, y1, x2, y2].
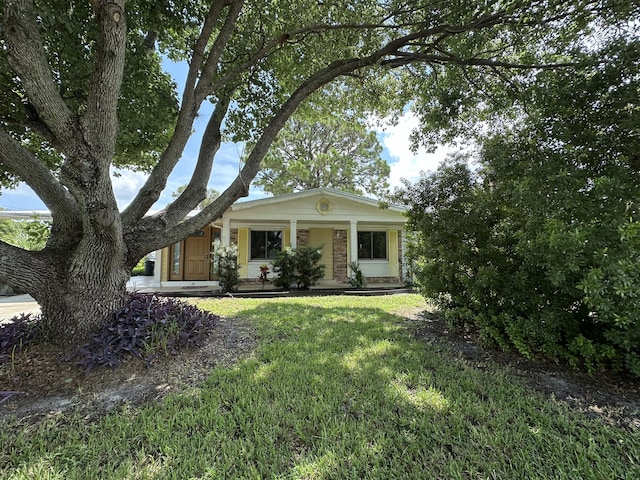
[2, 294, 638, 479]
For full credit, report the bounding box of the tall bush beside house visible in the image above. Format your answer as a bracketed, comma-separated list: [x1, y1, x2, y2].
[212, 244, 240, 293]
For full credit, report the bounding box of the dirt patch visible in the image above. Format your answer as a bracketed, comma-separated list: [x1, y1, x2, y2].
[0, 314, 257, 424]
[403, 309, 640, 431]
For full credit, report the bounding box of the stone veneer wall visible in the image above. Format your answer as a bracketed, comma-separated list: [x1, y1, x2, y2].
[296, 229, 309, 247]
[333, 230, 348, 283]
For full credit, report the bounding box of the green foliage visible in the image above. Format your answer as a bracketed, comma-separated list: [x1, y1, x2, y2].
[131, 257, 146, 276]
[271, 247, 297, 289]
[212, 243, 240, 293]
[272, 245, 326, 290]
[0, 218, 50, 251]
[349, 261, 367, 288]
[395, 37, 640, 376]
[294, 245, 326, 289]
[252, 113, 390, 197]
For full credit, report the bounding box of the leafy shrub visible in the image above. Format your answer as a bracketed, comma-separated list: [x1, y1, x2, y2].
[272, 247, 297, 289]
[131, 257, 146, 276]
[212, 243, 240, 292]
[396, 152, 640, 376]
[0, 313, 41, 363]
[69, 293, 218, 373]
[272, 246, 325, 289]
[294, 246, 325, 289]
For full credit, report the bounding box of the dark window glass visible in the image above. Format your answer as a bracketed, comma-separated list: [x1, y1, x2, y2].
[357, 231, 387, 259]
[251, 230, 282, 259]
[172, 242, 181, 275]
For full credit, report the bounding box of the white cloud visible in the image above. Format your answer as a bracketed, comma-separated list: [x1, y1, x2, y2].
[110, 168, 150, 209]
[377, 112, 452, 189]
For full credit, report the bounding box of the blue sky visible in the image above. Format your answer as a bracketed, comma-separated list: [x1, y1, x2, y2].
[0, 60, 450, 212]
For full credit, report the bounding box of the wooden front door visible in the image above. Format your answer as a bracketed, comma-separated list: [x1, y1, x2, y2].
[184, 233, 210, 280]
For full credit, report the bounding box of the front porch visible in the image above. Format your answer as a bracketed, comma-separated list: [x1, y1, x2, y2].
[126, 274, 408, 297]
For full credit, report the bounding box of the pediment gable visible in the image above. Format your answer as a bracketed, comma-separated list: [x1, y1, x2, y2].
[222, 188, 405, 224]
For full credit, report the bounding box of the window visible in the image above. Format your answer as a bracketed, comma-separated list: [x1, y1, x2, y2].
[358, 231, 387, 259]
[250, 230, 282, 259]
[172, 242, 181, 275]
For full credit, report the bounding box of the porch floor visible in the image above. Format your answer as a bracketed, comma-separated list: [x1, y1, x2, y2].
[127, 275, 410, 297]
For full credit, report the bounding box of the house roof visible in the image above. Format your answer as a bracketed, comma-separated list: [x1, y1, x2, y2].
[229, 188, 405, 213]
[0, 210, 52, 221]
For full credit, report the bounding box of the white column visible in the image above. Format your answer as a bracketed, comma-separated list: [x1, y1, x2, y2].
[222, 218, 231, 246]
[152, 249, 162, 287]
[350, 220, 358, 270]
[290, 219, 298, 249]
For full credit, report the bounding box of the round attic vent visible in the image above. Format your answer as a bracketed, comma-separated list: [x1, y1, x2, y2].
[316, 198, 332, 215]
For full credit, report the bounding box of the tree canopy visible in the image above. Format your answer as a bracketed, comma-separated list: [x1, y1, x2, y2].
[253, 113, 390, 197]
[0, 0, 631, 346]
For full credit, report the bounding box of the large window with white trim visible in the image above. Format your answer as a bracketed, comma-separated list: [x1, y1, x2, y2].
[357, 231, 387, 259]
[250, 230, 282, 259]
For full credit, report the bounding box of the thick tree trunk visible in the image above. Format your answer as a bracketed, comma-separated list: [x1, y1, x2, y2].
[35, 230, 130, 347]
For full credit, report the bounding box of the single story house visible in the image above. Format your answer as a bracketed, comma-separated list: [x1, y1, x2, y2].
[155, 188, 407, 289]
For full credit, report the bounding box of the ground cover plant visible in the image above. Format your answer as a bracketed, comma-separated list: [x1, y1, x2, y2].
[1, 295, 638, 479]
[68, 293, 218, 372]
[1, 293, 217, 374]
[0, 313, 40, 364]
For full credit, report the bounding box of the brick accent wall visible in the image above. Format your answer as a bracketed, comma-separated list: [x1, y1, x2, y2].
[230, 228, 238, 245]
[296, 229, 309, 247]
[333, 230, 348, 283]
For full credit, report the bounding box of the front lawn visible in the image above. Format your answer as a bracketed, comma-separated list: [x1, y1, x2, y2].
[1, 294, 638, 479]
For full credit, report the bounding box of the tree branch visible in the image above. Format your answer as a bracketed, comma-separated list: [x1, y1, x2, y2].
[194, 0, 245, 104]
[121, 1, 241, 224]
[2, 0, 78, 148]
[0, 130, 78, 218]
[159, 92, 233, 227]
[0, 240, 52, 295]
[82, 0, 127, 162]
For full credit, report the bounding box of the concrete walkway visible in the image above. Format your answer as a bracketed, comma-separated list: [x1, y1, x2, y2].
[0, 294, 40, 323]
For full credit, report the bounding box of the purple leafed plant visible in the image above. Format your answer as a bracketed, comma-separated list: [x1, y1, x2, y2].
[69, 293, 218, 373]
[0, 313, 40, 364]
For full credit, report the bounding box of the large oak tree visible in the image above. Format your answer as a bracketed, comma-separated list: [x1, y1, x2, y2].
[0, 0, 616, 346]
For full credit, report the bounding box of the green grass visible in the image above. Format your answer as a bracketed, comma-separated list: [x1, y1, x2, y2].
[1, 294, 639, 479]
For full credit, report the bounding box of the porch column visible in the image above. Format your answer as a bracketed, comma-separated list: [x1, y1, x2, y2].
[152, 248, 162, 287]
[350, 220, 358, 271]
[290, 219, 297, 249]
[222, 218, 231, 246]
